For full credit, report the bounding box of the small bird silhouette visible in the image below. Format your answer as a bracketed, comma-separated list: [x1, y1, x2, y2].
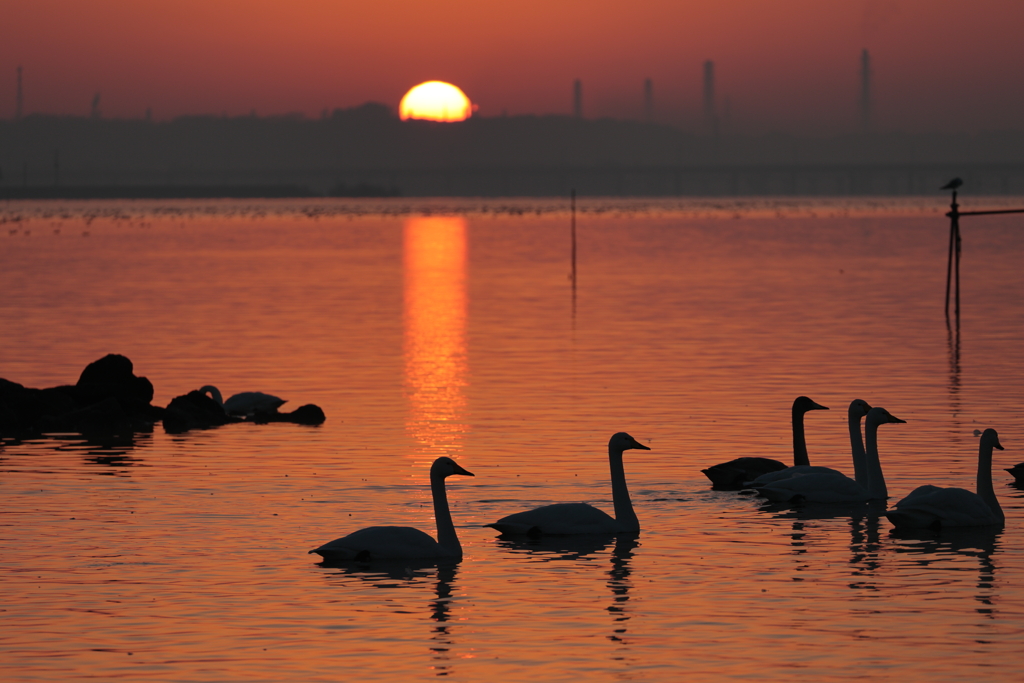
[941, 178, 963, 190]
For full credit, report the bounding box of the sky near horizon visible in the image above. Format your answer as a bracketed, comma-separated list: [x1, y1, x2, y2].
[2, 0, 1022, 134]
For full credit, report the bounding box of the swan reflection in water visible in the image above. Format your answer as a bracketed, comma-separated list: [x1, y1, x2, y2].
[759, 501, 888, 589]
[495, 533, 640, 644]
[889, 527, 1002, 618]
[319, 561, 462, 676]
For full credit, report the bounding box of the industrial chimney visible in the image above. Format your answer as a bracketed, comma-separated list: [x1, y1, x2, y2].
[860, 49, 871, 132]
[644, 78, 653, 123]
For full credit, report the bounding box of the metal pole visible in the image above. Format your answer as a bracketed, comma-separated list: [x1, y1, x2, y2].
[945, 190, 958, 324]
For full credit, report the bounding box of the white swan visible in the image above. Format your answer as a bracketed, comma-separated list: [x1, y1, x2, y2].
[309, 456, 474, 561]
[199, 385, 286, 417]
[701, 396, 829, 489]
[885, 429, 1005, 529]
[487, 432, 651, 535]
[746, 399, 873, 487]
[754, 407, 905, 503]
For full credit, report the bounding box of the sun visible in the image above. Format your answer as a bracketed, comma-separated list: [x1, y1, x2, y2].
[399, 81, 472, 122]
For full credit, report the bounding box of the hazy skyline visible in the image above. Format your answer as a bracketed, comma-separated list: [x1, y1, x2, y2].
[2, 0, 1023, 134]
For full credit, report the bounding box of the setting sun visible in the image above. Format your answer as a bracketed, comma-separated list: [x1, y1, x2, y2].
[399, 81, 472, 122]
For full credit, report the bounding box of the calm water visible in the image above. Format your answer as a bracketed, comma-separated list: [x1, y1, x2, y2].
[2, 197, 1024, 681]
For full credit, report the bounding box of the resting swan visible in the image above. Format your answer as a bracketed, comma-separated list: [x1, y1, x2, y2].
[487, 432, 651, 535]
[754, 407, 905, 503]
[1006, 461, 1024, 484]
[199, 385, 286, 417]
[747, 399, 873, 487]
[309, 456, 474, 561]
[701, 396, 829, 489]
[884, 429, 1005, 529]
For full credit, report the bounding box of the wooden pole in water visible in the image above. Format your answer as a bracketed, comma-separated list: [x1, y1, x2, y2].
[945, 189, 958, 325]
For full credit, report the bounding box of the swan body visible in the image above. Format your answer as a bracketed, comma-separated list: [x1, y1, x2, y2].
[199, 385, 286, 417]
[702, 396, 829, 489]
[309, 456, 474, 561]
[1006, 462, 1024, 483]
[754, 407, 905, 503]
[700, 395, 827, 485]
[746, 399, 872, 487]
[488, 432, 651, 536]
[885, 429, 1005, 529]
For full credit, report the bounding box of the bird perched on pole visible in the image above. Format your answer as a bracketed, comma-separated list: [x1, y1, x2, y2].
[941, 178, 963, 190]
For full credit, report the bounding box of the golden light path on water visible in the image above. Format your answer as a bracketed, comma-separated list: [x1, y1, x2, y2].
[404, 216, 469, 461]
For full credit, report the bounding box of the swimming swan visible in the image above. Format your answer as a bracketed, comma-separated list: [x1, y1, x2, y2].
[487, 432, 651, 536]
[1006, 461, 1024, 484]
[885, 429, 1005, 529]
[309, 456, 474, 561]
[747, 399, 874, 487]
[199, 385, 286, 417]
[754, 407, 905, 503]
[701, 396, 829, 489]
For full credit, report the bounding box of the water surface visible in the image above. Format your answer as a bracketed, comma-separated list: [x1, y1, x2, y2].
[2, 197, 1023, 681]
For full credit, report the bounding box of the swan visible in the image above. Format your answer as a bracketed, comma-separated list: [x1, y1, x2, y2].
[885, 429, 1005, 529]
[1006, 461, 1024, 484]
[747, 399, 873, 487]
[309, 456, 474, 561]
[487, 432, 651, 536]
[701, 396, 829, 489]
[199, 385, 286, 417]
[754, 407, 905, 503]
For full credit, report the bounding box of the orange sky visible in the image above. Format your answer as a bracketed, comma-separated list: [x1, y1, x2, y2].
[2, 0, 1023, 133]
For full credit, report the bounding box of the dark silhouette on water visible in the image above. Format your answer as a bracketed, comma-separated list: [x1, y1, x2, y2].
[885, 429, 1005, 530]
[701, 396, 828, 489]
[310, 457, 474, 562]
[487, 433, 651, 535]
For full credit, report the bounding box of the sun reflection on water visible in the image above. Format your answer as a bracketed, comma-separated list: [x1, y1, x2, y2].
[403, 216, 469, 460]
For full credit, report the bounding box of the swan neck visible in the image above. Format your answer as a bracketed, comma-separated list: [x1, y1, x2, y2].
[863, 418, 888, 499]
[609, 446, 639, 532]
[976, 442, 1004, 523]
[849, 411, 867, 485]
[792, 408, 810, 467]
[431, 472, 461, 553]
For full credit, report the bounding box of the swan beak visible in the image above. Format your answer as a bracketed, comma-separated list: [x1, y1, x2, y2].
[994, 440, 1004, 451]
[890, 415, 907, 424]
[630, 439, 651, 451]
[810, 401, 829, 411]
[452, 463, 475, 477]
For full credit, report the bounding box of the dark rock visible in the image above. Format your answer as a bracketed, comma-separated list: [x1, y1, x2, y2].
[76, 353, 155, 406]
[35, 396, 134, 435]
[0, 354, 161, 436]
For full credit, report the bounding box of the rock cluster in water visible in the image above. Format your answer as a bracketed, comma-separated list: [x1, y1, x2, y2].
[0, 354, 325, 437]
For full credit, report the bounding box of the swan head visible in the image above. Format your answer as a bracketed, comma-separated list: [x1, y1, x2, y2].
[793, 396, 829, 414]
[980, 428, 1004, 451]
[849, 399, 873, 418]
[430, 456, 475, 479]
[866, 406, 906, 427]
[609, 432, 651, 452]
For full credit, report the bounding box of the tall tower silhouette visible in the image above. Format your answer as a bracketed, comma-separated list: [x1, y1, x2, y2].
[573, 79, 582, 118]
[703, 60, 717, 135]
[644, 78, 653, 123]
[15, 66, 23, 121]
[860, 49, 871, 132]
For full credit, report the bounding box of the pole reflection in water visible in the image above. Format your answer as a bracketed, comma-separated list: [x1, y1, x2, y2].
[404, 216, 469, 459]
